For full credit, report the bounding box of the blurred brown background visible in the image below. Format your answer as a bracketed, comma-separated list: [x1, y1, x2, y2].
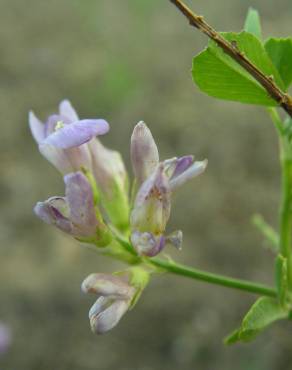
[0, 0, 291, 369]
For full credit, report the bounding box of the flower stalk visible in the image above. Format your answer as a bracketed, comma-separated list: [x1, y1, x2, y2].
[149, 258, 277, 297]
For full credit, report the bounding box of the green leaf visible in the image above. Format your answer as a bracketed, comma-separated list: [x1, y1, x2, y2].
[252, 213, 279, 252]
[244, 8, 262, 40]
[224, 297, 288, 345]
[275, 255, 288, 306]
[265, 38, 292, 89]
[192, 31, 285, 106]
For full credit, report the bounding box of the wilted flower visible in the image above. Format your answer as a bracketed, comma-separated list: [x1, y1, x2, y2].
[82, 273, 136, 334]
[29, 100, 109, 174]
[130, 121, 207, 256]
[0, 323, 11, 355]
[34, 171, 111, 246]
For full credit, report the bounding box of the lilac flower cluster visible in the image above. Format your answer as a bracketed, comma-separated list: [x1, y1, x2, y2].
[30, 100, 206, 333]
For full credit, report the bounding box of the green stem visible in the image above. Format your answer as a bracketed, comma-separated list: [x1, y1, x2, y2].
[279, 139, 292, 286]
[113, 233, 276, 297]
[268, 107, 284, 136]
[149, 258, 277, 297]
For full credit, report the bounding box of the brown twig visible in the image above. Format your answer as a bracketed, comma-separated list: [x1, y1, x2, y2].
[169, 0, 292, 118]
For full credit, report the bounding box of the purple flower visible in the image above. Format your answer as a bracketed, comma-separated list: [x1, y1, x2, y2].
[34, 171, 111, 246]
[130, 122, 207, 256]
[82, 273, 136, 334]
[29, 100, 109, 174]
[0, 323, 11, 355]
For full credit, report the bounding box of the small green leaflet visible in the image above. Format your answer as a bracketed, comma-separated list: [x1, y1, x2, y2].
[192, 31, 285, 106]
[265, 38, 292, 89]
[244, 7, 262, 40]
[224, 297, 288, 345]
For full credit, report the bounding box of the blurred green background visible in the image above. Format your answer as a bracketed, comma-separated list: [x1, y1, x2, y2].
[0, 0, 291, 369]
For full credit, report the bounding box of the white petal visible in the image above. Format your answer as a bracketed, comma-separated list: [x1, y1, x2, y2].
[29, 111, 45, 143]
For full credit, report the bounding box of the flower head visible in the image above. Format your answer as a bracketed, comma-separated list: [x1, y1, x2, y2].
[34, 171, 111, 246]
[130, 122, 207, 256]
[29, 100, 109, 174]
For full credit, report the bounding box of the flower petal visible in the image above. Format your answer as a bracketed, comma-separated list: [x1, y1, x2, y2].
[44, 114, 74, 137]
[130, 231, 166, 257]
[39, 143, 75, 174]
[131, 165, 171, 234]
[172, 156, 194, 178]
[42, 119, 109, 149]
[34, 197, 72, 233]
[64, 172, 97, 233]
[169, 160, 208, 191]
[89, 297, 129, 334]
[81, 273, 133, 299]
[64, 145, 92, 173]
[59, 100, 79, 122]
[29, 111, 45, 144]
[131, 121, 159, 184]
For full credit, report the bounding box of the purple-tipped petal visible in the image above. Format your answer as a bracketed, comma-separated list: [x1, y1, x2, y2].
[29, 111, 45, 144]
[59, 100, 79, 122]
[39, 143, 75, 174]
[34, 197, 72, 233]
[169, 160, 207, 191]
[131, 121, 159, 184]
[43, 119, 109, 149]
[130, 231, 165, 257]
[81, 273, 132, 299]
[64, 172, 97, 233]
[89, 297, 129, 334]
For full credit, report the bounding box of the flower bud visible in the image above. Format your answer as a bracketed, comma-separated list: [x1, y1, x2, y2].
[29, 100, 109, 174]
[34, 171, 111, 246]
[131, 121, 159, 185]
[89, 139, 129, 232]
